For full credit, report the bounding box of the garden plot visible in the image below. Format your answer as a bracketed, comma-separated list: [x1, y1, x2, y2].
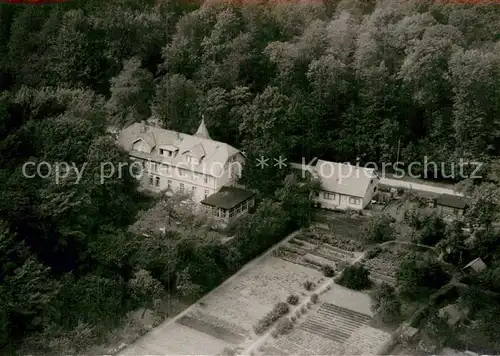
[120, 322, 232, 355]
[364, 249, 403, 285]
[274, 222, 365, 271]
[260, 284, 392, 356]
[119, 254, 323, 356]
[195, 254, 323, 335]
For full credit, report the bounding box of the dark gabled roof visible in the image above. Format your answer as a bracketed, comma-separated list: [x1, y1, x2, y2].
[436, 194, 468, 209]
[201, 187, 255, 210]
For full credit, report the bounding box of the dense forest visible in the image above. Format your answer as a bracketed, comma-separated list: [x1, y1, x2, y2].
[1, 0, 500, 353]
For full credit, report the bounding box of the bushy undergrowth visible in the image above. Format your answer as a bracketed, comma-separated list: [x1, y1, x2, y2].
[311, 293, 319, 304]
[338, 264, 372, 291]
[304, 281, 315, 291]
[254, 302, 290, 334]
[287, 294, 299, 305]
[321, 265, 335, 277]
[275, 318, 294, 335]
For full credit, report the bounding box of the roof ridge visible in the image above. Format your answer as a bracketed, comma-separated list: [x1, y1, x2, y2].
[133, 122, 238, 151]
[317, 160, 376, 172]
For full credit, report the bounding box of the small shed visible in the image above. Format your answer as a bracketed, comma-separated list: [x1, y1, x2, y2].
[435, 194, 468, 220]
[400, 322, 419, 344]
[439, 304, 469, 326]
[463, 257, 487, 274]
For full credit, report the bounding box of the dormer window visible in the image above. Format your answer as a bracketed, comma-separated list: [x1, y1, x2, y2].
[159, 149, 170, 157]
[185, 155, 198, 165]
[132, 138, 151, 153]
[182, 145, 204, 165]
[158, 145, 178, 158]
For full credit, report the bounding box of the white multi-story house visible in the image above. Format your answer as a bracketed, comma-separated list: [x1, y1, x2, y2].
[118, 119, 248, 205]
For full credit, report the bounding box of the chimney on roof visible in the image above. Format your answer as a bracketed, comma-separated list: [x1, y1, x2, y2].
[140, 120, 147, 133]
[195, 115, 211, 140]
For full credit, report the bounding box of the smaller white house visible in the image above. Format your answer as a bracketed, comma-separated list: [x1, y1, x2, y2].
[292, 160, 379, 211]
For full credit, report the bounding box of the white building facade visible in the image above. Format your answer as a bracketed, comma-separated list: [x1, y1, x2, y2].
[292, 160, 379, 211]
[313, 160, 379, 210]
[118, 119, 245, 203]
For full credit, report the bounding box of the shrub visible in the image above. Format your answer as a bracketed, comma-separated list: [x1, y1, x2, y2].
[366, 246, 382, 259]
[291, 315, 297, 322]
[272, 247, 287, 258]
[418, 215, 446, 246]
[253, 302, 290, 334]
[338, 264, 372, 290]
[304, 281, 315, 291]
[301, 306, 307, 313]
[365, 215, 395, 243]
[370, 283, 401, 323]
[287, 294, 299, 305]
[276, 318, 294, 335]
[321, 265, 335, 277]
[397, 252, 449, 298]
[311, 293, 319, 304]
[274, 302, 289, 315]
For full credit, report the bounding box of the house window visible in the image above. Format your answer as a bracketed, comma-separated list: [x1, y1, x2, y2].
[160, 149, 172, 157]
[204, 175, 209, 184]
[204, 190, 209, 198]
[191, 186, 196, 196]
[148, 176, 154, 186]
[180, 183, 184, 192]
[167, 180, 172, 190]
[159, 164, 169, 175]
[323, 192, 336, 200]
[349, 197, 360, 205]
[150, 162, 157, 172]
[179, 169, 185, 177]
[186, 155, 198, 165]
[155, 176, 160, 187]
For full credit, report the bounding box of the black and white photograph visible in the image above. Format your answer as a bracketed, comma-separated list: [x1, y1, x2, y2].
[1, 0, 500, 355]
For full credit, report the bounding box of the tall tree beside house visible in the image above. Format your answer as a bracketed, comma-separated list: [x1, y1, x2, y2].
[152, 74, 200, 132]
[449, 45, 500, 157]
[370, 283, 401, 324]
[276, 173, 315, 230]
[364, 214, 395, 244]
[106, 57, 154, 128]
[128, 269, 164, 318]
[397, 252, 449, 299]
[175, 267, 202, 303]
